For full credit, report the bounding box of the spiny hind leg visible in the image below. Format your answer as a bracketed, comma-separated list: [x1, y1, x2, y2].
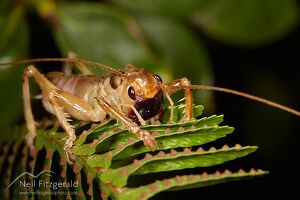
[47, 90, 106, 163]
[25, 65, 77, 163]
[48, 93, 76, 163]
[63, 52, 92, 75]
[26, 65, 106, 163]
[163, 77, 193, 121]
[23, 65, 66, 148]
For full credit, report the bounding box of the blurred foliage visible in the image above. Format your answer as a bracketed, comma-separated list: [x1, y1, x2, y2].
[0, 0, 298, 132]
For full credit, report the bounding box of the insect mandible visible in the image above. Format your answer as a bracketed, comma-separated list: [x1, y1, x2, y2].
[1, 52, 300, 163]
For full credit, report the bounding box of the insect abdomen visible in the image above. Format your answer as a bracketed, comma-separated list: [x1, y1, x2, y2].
[47, 73, 105, 100]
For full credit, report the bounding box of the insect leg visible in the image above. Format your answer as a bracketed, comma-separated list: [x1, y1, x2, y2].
[48, 95, 76, 162]
[24, 66, 74, 161]
[95, 97, 157, 150]
[49, 91, 111, 161]
[64, 52, 93, 75]
[24, 66, 101, 163]
[165, 92, 174, 123]
[22, 68, 36, 148]
[24, 65, 70, 149]
[48, 90, 109, 163]
[62, 57, 73, 76]
[162, 78, 193, 121]
[49, 90, 107, 122]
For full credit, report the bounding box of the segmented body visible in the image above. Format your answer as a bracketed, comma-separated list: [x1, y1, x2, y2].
[42, 72, 141, 123]
[47, 72, 107, 104]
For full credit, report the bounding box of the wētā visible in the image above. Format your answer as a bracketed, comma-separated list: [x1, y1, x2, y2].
[1, 53, 300, 163]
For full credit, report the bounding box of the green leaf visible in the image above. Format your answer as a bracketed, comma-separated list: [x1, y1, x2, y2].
[0, 3, 28, 57]
[74, 118, 116, 146]
[82, 115, 228, 168]
[114, 0, 299, 46]
[192, 0, 299, 46]
[86, 124, 234, 168]
[118, 169, 268, 200]
[54, 2, 153, 71]
[134, 146, 256, 175]
[112, 0, 212, 18]
[1, 104, 268, 199]
[120, 126, 233, 161]
[0, 3, 28, 130]
[100, 146, 257, 187]
[112, 117, 231, 160]
[71, 123, 126, 156]
[73, 105, 205, 157]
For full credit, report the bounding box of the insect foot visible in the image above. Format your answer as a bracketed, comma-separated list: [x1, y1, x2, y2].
[180, 115, 195, 123]
[63, 134, 77, 164]
[137, 130, 157, 151]
[25, 132, 36, 149]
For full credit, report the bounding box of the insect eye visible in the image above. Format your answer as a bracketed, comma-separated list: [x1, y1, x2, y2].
[128, 86, 136, 100]
[155, 74, 162, 83]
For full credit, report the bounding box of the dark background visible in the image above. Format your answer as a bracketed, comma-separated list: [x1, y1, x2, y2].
[212, 23, 300, 200]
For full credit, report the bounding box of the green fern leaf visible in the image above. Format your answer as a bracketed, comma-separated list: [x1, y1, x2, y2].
[0, 104, 268, 200]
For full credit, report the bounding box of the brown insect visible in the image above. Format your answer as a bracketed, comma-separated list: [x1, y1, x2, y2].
[1, 53, 300, 163]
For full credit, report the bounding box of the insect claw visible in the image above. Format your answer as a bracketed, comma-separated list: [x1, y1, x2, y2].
[64, 147, 76, 164]
[167, 119, 174, 124]
[180, 111, 195, 122]
[137, 130, 157, 151]
[25, 132, 36, 149]
[148, 138, 158, 151]
[144, 137, 157, 151]
[63, 134, 77, 164]
[66, 152, 76, 164]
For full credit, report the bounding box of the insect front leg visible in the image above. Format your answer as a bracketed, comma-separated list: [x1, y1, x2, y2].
[162, 78, 193, 122]
[95, 97, 157, 151]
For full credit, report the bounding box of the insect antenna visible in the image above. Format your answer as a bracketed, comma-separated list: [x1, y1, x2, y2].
[174, 85, 300, 117]
[0, 57, 125, 76]
[0, 58, 68, 65]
